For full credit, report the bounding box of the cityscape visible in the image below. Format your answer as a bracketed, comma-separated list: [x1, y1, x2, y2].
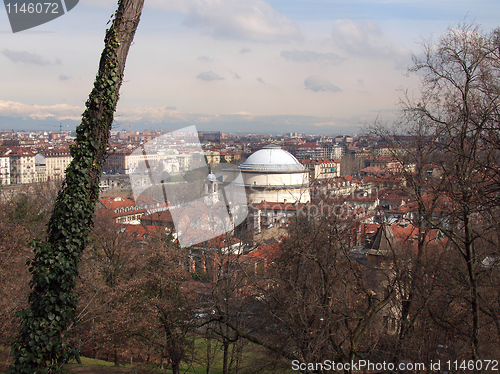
[0, 128, 362, 186]
[1, 0, 500, 373]
[1, 103, 499, 372]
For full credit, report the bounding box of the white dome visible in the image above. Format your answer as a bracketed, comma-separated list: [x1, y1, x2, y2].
[206, 172, 217, 182]
[239, 144, 305, 172]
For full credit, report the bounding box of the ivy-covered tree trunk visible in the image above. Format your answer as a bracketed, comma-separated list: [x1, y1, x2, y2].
[8, 0, 144, 372]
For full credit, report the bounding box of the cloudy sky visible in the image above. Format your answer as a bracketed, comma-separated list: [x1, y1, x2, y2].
[1, 0, 499, 135]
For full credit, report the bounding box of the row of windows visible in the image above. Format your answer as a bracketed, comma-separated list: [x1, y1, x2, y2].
[115, 206, 139, 213]
[114, 205, 152, 213]
[112, 201, 166, 214]
[117, 214, 142, 223]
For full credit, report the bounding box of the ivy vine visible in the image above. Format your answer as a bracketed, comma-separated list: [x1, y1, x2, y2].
[8, 19, 124, 374]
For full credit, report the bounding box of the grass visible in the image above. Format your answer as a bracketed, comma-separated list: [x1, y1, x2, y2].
[67, 359, 143, 374]
[1, 346, 139, 374]
[179, 338, 289, 374]
[77, 357, 115, 367]
[0, 338, 290, 374]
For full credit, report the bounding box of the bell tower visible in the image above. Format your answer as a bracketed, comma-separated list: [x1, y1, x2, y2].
[204, 172, 220, 205]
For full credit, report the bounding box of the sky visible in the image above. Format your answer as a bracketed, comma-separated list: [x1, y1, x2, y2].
[1, 0, 499, 135]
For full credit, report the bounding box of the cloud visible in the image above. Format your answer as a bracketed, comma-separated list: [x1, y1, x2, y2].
[150, 0, 301, 42]
[196, 55, 213, 63]
[59, 74, 71, 81]
[0, 100, 82, 120]
[304, 76, 341, 93]
[197, 71, 224, 81]
[331, 19, 409, 66]
[240, 48, 251, 54]
[114, 109, 360, 134]
[280, 50, 345, 65]
[1, 49, 61, 66]
[116, 106, 186, 123]
[312, 121, 338, 127]
[256, 77, 266, 84]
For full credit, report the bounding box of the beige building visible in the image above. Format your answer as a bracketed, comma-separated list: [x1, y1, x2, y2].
[204, 150, 220, 164]
[301, 158, 340, 179]
[220, 151, 241, 163]
[36, 149, 73, 181]
[8, 147, 35, 184]
[34, 163, 47, 183]
[0, 148, 11, 185]
[104, 148, 166, 175]
[103, 148, 185, 175]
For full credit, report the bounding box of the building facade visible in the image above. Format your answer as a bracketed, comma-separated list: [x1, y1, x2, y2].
[8, 147, 35, 184]
[0, 148, 11, 185]
[301, 158, 341, 179]
[38, 149, 72, 181]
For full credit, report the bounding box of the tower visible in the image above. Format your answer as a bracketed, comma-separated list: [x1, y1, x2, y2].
[203, 172, 220, 206]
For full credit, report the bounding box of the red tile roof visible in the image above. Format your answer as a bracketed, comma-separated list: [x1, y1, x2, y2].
[241, 243, 282, 263]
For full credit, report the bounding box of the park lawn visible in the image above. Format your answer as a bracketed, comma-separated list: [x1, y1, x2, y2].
[1, 339, 290, 374]
[179, 338, 290, 374]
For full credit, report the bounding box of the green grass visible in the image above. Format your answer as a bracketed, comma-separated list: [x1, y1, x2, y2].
[77, 356, 116, 367]
[1, 338, 290, 374]
[179, 338, 289, 374]
[67, 357, 141, 373]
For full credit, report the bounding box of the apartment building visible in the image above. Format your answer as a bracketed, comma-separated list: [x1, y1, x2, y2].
[8, 147, 35, 184]
[0, 148, 10, 185]
[36, 149, 73, 181]
[301, 158, 341, 179]
[103, 148, 132, 174]
[288, 143, 324, 160]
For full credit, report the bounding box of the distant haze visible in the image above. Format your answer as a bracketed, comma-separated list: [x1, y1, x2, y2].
[1, 0, 498, 134]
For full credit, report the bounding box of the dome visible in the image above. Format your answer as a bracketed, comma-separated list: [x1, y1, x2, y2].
[206, 172, 217, 182]
[239, 144, 305, 172]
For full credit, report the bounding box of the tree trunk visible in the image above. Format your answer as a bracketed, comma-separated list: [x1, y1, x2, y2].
[463, 205, 480, 360]
[205, 338, 211, 374]
[223, 341, 229, 374]
[172, 362, 180, 374]
[8, 1, 144, 373]
[114, 345, 119, 366]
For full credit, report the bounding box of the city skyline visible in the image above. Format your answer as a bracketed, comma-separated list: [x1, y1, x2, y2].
[1, 0, 499, 135]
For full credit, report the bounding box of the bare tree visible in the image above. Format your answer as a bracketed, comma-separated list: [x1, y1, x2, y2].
[126, 233, 194, 374]
[71, 210, 142, 365]
[0, 194, 47, 344]
[245, 215, 395, 373]
[368, 115, 451, 363]
[392, 21, 500, 361]
[191, 236, 251, 374]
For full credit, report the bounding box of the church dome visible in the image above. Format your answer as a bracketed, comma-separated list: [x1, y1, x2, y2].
[206, 172, 217, 182]
[239, 144, 305, 172]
